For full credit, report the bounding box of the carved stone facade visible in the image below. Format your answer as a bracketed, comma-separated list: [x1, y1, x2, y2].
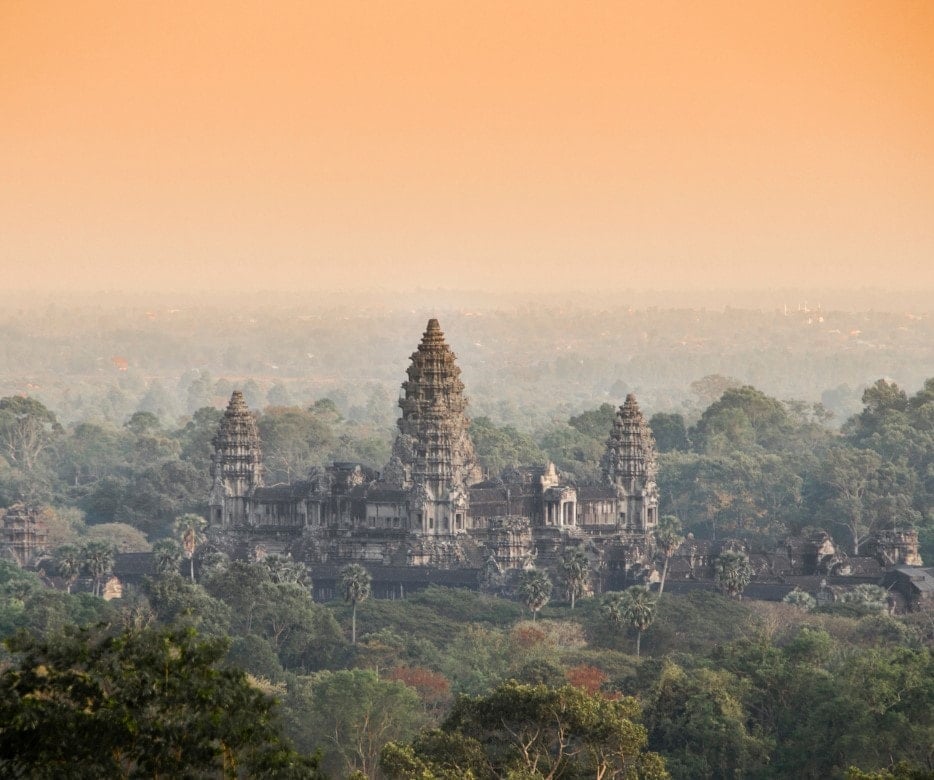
[601, 394, 660, 533]
[0, 504, 48, 567]
[207, 319, 661, 590]
[209, 390, 264, 528]
[383, 318, 483, 535]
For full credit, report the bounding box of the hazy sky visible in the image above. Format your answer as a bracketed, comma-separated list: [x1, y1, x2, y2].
[2, 1, 932, 294]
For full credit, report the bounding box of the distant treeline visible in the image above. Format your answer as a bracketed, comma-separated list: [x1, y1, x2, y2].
[0, 302, 931, 434]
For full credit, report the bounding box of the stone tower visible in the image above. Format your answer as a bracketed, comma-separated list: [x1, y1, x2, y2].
[209, 390, 264, 527]
[1, 504, 48, 567]
[384, 318, 482, 534]
[601, 394, 659, 532]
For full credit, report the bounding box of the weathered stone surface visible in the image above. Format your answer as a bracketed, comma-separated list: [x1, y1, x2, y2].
[209, 390, 264, 527]
[197, 319, 924, 604]
[0, 504, 48, 567]
[601, 394, 660, 531]
[206, 319, 663, 592]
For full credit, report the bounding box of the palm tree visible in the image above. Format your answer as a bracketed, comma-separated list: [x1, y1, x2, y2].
[152, 539, 183, 576]
[174, 513, 208, 582]
[54, 544, 82, 594]
[340, 563, 372, 645]
[602, 586, 657, 657]
[82, 540, 115, 597]
[714, 550, 753, 600]
[654, 515, 683, 596]
[517, 569, 552, 621]
[560, 549, 589, 609]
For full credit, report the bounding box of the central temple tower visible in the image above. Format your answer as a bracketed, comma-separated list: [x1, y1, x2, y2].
[601, 394, 659, 532]
[209, 390, 264, 527]
[384, 318, 482, 534]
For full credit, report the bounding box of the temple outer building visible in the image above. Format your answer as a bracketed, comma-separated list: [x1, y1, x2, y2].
[207, 319, 661, 594]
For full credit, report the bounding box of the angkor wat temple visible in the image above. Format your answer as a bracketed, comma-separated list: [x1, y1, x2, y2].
[203, 317, 927, 606]
[1, 317, 926, 608]
[207, 319, 661, 596]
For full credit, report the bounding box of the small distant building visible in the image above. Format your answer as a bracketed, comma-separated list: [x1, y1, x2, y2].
[881, 566, 934, 613]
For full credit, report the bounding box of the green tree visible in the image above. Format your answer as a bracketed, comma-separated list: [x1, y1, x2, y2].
[0, 396, 62, 473]
[470, 417, 545, 476]
[85, 522, 152, 553]
[57, 420, 126, 487]
[0, 625, 324, 778]
[142, 573, 233, 638]
[810, 447, 887, 554]
[782, 588, 816, 612]
[840, 584, 889, 614]
[649, 413, 689, 453]
[560, 549, 589, 609]
[382, 680, 668, 780]
[81, 540, 115, 597]
[262, 554, 309, 585]
[175, 406, 224, 471]
[691, 386, 791, 454]
[340, 563, 372, 645]
[175, 512, 208, 582]
[604, 586, 657, 657]
[53, 543, 82, 594]
[714, 550, 753, 600]
[290, 669, 425, 779]
[568, 403, 617, 439]
[516, 569, 551, 621]
[639, 660, 770, 779]
[204, 561, 343, 669]
[537, 423, 604, 483]
[123, 412, 180, 470]
[97, 460, 208, 537]
[152, 538, 183, 576]
[124, 410, 162, 436]
[259, 406, 335, 484]
[654, 516, 683, 596]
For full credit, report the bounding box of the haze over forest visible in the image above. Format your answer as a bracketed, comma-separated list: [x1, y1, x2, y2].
[1, 294, 931, 434]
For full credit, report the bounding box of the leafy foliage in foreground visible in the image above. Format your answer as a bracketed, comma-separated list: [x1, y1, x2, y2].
[0, 625, 324, 778]
[382, 680, 668, 780]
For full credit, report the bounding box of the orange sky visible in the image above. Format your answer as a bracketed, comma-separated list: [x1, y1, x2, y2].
[1, 1, 932, 294]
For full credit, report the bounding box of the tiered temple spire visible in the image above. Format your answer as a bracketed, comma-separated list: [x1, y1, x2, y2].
[601, 394, 659, 530]
[602, 394, 658, 491]
[209, 391, 264, 525]
[389, 318, 482, 496]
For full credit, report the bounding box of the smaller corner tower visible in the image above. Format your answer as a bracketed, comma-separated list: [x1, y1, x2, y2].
[601, 394, 659, 532]
[209, 390, 264, 527]
[1, 504, 48, 567]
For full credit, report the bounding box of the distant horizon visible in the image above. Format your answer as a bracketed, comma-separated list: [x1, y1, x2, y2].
[1, 285, 931, 314]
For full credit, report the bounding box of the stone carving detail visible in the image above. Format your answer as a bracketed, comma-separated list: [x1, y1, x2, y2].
[601, 394, 659, 530]
[385, 318, 482, 494]
[602, 394, 658, 491]
[209, 391, 264, 526]
[1, 504, 48, 567]
[204, 319, 671, 593]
